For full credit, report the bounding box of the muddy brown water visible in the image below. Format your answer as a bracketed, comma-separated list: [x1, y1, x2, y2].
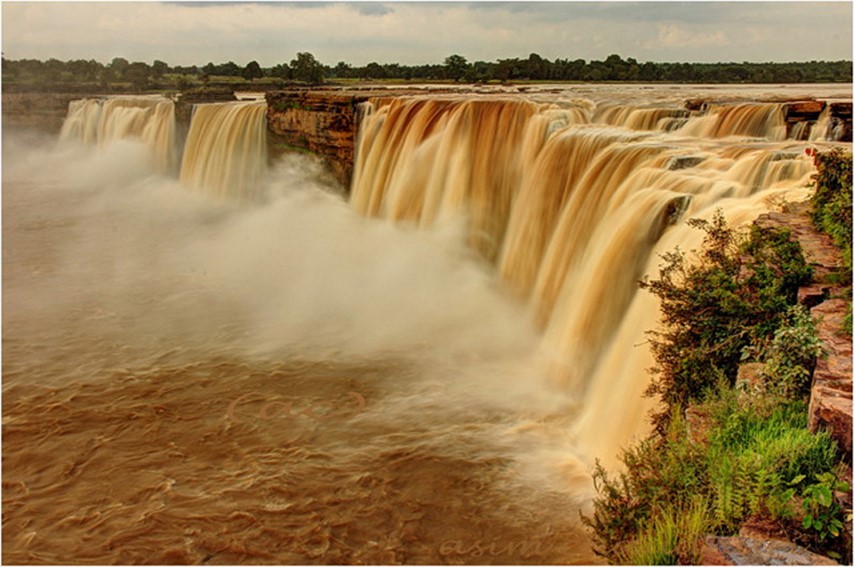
[2, 133, 597, 565]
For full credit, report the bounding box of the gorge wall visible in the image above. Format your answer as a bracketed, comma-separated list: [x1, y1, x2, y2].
[265, 89, 375, 185]
[3, 92, 83, 132]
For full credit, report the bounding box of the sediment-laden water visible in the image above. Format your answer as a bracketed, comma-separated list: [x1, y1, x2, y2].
[3, 84, 850, 564]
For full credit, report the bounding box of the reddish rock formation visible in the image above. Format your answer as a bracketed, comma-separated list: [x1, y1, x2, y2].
[830, 102, 853, 142]
[264, 87, 460, 187]
[266, 90, 368, 187]
[809, 298, 853, 459]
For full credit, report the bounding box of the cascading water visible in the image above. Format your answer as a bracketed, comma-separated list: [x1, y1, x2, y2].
[59, 95, 178, 172]
[5, 85, 848, 564]
[350, 94, 820, 464]
[178, 101, 268, 199]
[677, 102, 788, 139]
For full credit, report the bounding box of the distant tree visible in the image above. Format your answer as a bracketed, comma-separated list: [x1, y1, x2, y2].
[270, 63, 291, 80]
[1, 57, 13, 80]
[639, 61, 660, 81]
[125, 61, 151, 91]
[172, 65, 200, 76]
[470, 60, 492, 82]
[219, 61, 241, 76]
[109, 57, 129, 79]
[99, 66, 115, 88]
[364, 61, 385, 80]
[242, 60, 263, 81]
[383, 63, 403, 79]
[525, 53, 547, 80]
[443, 54, 470, 82]
[43, 58, 66, 78]
[333, 61, 352, 78]
[151, 59, 169, 79]
[290, 52, 324, 84]
[495, 57, 524, 82]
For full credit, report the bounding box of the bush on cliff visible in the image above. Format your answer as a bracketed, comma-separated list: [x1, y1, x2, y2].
[809, 147, 852, 330]
[639, 210, 812, 430]
[583, 211, 849, 564]
[810, 147, 852, 281]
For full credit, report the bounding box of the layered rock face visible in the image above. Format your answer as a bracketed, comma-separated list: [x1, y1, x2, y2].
[809, 298, 853, 460]
[3, 93, 81, 132]
[265, 90, 366, 186]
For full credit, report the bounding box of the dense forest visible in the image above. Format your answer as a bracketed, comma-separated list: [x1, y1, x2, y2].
[3, 52, 852, 92]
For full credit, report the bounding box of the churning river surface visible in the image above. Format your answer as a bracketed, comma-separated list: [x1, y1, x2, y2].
[4, 83, 849, 564]
[2, 129, 595, 564]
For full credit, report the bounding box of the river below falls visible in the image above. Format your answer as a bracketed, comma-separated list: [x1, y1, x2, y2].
[2, 130, 598, 565]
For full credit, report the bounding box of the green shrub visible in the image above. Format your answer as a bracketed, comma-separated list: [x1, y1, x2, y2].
[618, 501, 709, 565]
[585, 203, 847, 564]
[584, 384, 840, 562]
[810, 148, 852, 282]
[703, 392, 838, 529]
[800, 472, 851, 541]
[582, 412, 708, 561]
[762, 305, 823, 399]
[640, 210, 812, 428]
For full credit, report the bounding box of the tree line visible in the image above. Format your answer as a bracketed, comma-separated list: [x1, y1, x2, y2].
[3, 52, 851, 91]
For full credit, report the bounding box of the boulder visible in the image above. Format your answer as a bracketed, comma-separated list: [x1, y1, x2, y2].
[701, 536, 839, 565]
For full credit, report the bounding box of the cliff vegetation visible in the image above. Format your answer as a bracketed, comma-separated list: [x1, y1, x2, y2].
[584, 150, 853, 564]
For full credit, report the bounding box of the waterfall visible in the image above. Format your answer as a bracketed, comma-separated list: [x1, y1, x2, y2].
[349, 95, 816, 464]
[809, 107, 832, 141]
[677, 102, 787, 139]
[178, 101, 268, 199]
[60, 97, 268, 199]
[60, 95, 177, 172]
[594, 104, 691, 131]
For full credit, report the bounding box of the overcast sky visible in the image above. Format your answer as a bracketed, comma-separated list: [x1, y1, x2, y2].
[2, 2, 852, 67]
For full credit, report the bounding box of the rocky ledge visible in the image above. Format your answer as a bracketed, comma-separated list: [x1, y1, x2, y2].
[696, 202, 853, 566]
[755, 202, 852, 461]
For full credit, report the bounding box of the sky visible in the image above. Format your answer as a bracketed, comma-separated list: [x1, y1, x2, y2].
[2, 1, 852, 67]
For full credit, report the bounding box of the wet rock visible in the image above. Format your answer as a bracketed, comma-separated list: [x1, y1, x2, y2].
[669, 156, 705, 170]
[701, 535, 839, 565]
[2, 92, 82, 133]
[784, 100, 826, 119]
[266, 90, 365, 186]
[829, 103, 853, 142]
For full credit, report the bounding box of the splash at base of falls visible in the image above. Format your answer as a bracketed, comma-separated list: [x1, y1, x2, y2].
[59, 95, 178, 172]
[2, 132, 597, 565]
